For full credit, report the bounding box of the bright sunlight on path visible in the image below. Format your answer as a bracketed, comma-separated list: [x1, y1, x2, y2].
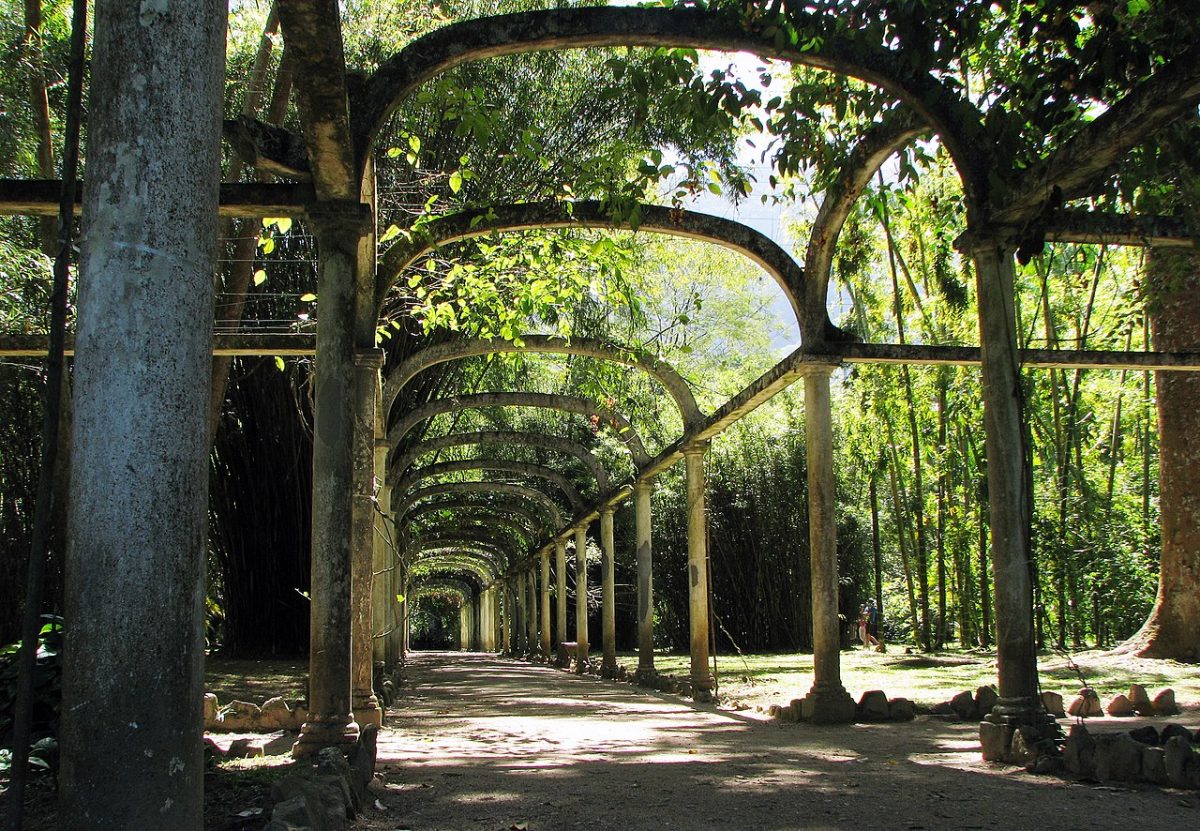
[365, 653, 1199, 831]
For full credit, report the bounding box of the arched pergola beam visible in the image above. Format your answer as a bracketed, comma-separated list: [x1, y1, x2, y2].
[384, 333, 704, 429]
[393, 481, 563, 529]
[411, 516, 537, 551]
[354, 6, 989, 206]
[409, 554, 496, 587]
[803, 108, 928, 342]
[391, 430, 612, 494]
[402, 494, 553, 537]
[387, 391, 650, 469]
[392, 458, 586, 513]
[415, 528, 529, 561]
[412, 546, 513, 583]
[375, 203, 823, 339]
[413, 576, 478, 599]
[405, 506, 539, 543]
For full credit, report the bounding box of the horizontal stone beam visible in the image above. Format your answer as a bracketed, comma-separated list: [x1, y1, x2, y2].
[0, 333, 316, 357]
[0, 179, 314, 218]
[1042, 210, 1193, 248]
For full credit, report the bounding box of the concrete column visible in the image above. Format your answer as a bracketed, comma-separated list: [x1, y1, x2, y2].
[372, 449, 391, 665]
[540, 550, 552, 658]
[634, 482, 655, 676]
[501, 583, 512, 655]
[555, 540, 567, 649]
[685, 445, 714, 701]
[459, 603, 470, 650]
[513, 578, 526, 656]
[58, 0, 225, 822]
[492, 585, 502, 652]
[351, 349, 384, 729]
[575, 525, 590, 671]
[600, 508, 617, 675]
[970, 236, 1047, 734]
[798, 363, 855, 724]
[526, 568, 538, 658]
[294, 202, 373, 757]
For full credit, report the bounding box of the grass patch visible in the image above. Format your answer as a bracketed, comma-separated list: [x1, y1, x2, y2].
[621, 648, 1200, 710]
[205, 658, 307, 704]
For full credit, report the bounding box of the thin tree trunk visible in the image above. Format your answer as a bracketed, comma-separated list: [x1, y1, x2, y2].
[885, 420, 920, 639]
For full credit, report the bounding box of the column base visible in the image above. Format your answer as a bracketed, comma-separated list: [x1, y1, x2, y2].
[292, 716, 360, 758]
[799, 682, 856, 724]
[353, 691, 382, 728]
[633, 666, 657, 686]
[691, 671, 714, 703]
[600, 662, 619, 679]
[980, 696, 1059, 763]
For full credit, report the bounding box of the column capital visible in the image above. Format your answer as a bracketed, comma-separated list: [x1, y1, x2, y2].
[633, 478, 653, 495]
[796, 355, 841, 378]
[682, 440, 709, 457]
[306, 199, 373, 239]
[953, 226, 1019, 257]
[354, 347, 386, 370]
[599, 505, 615, 519]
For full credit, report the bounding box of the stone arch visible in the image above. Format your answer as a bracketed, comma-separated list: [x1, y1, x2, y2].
[414, 526, 529, 559]
[393, 481, 563, 529]
[410, 547, 507, 581]
[401, 494, 554, 537]
[392, 458, 587, 514]
[375, 203, 819, 338]
[409, 515, 539, 550]
[384, 333, 704, 429]
[391, 430, 612, 494]
[354, 6, 988, 207]
[387, 391, 650, 469]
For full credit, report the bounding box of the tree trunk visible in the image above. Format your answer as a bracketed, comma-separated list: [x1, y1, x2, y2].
[1118, 247, 1200, 660]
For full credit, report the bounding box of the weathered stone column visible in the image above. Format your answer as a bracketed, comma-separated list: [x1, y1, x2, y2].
[575, 525, 590, 671]
[492, 584, 502, 652]
[634, 482, 656, 678]
[555, 540, 568, 649]
[526, 568, 538, 658]
[798, 362, 855, 724]
[600, 508, 617, 676]
[540, 550, 552, 658]
[967, 234, 1050, 749]
[501, 582, 512, 655]
[351, 349, 384, 728]
[372, 444, 391, 666]
[294, 201, 373, 757]
[59, 0, 224, 822]
[685, 445, 714, 701]
[459, 603, 470, 650]
[513, 577, 526, 656]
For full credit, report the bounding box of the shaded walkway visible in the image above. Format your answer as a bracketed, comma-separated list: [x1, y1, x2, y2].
[367, 652, 1198, 831]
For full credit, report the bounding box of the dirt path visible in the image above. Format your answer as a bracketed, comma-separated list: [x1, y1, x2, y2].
[361, 652, 1200, 831]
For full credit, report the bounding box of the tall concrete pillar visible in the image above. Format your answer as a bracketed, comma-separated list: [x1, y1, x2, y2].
[969, 235, 1048, 741]
[600, 508, 617, 675]
[351, 350, 383, 728]
[526, 568, 538, 658]
[575, 525, 590, 671]
[555, 540, 567, 648]
[501, 582, 512, 655]
[798, 362, 855, 723]
[59, 0, 225, 822]
[294, 201, 373, 757]
[492, 585, 502, 652]
[513, 578, 526, 656]
[634, 482, 656, 677]
[685, 445, 714, 701]
[540, 550, 552, 657]
[459, 603, 470, 650]
[372, 444, 392, 666]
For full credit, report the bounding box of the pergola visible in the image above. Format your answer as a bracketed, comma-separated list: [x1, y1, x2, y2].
[4, 1, 1200, 827]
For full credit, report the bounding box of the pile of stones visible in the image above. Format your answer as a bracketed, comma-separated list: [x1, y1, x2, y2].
[265, 724, 380, 830]
[929, 685, 1000, 721]
[766, 689, 915, 723]
[1075, 683, 1179, 718]
[1058, 722, 1200, 788]
[204, 692, 308, 733]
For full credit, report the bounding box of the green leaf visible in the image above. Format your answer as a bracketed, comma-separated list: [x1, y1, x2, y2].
[299, 292, 316, 302]
[379, 224, 401, 243]
[274, 356, 285, 371]
[275, 217, 292, 234]
[253, 269, 267, 286]
[449, 170, 464, 193]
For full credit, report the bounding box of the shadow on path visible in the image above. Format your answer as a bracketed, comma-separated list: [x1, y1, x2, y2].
[363, 651, 1199, 831]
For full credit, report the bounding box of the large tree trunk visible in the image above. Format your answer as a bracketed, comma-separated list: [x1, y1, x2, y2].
[1119, 247, 1200, 661]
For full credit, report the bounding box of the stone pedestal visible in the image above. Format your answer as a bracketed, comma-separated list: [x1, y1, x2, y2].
[799, 683, 857, 725]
